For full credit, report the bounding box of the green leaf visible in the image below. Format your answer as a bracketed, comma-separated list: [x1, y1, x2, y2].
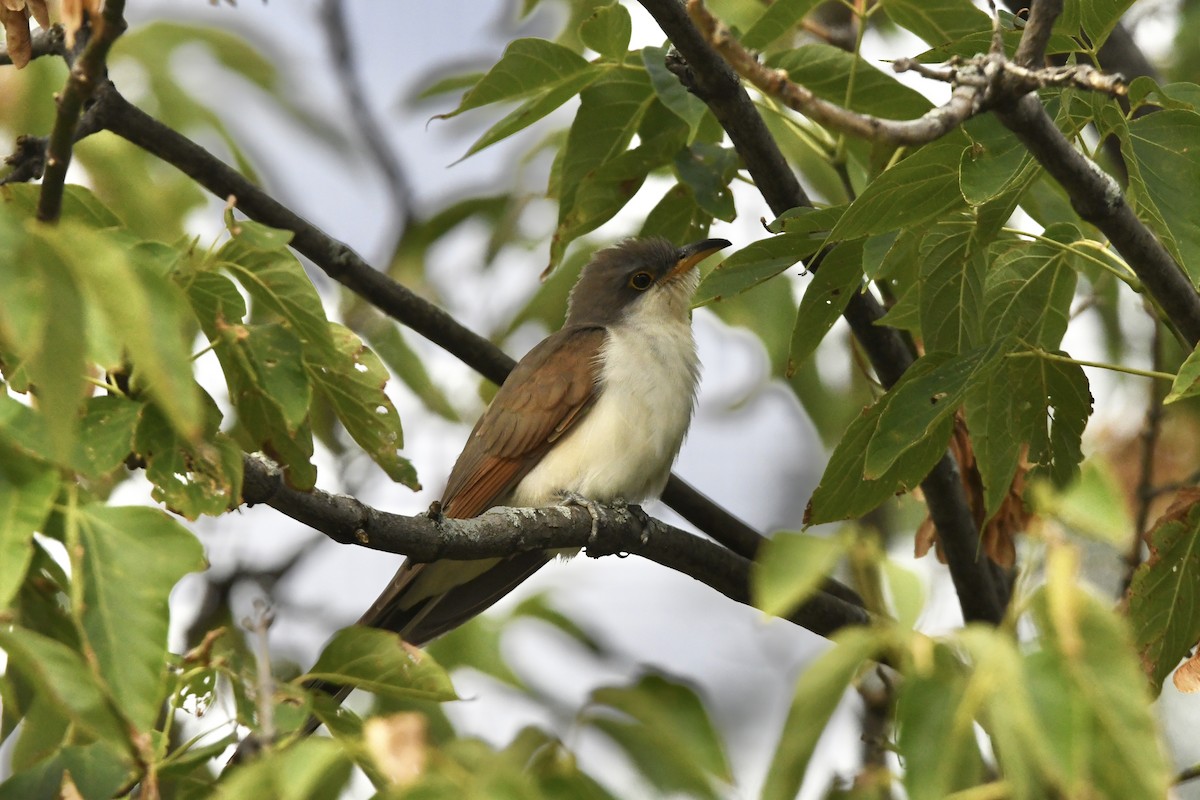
[1031, 459, 1133, 546]
[461, 68, 601, 159]
[0, 627, 129, 748]
[639, 184, 709, 244]
[73, 504, 207, 732]
[806, 369, 954, 525]
[73, 395, 143, 479]
[960, 114, 1037, 205]
[361, 318, 459, 422]
[585, 674, 731, 800]
[753, 530, 853, 619]
[742, 0, 823, 50]
[217, 217, 338, 359]
[135, 402, 244, 518]
[550, 68, 657, 269]
[304, 626, 457, 701]
[1128, 493, 1200, 691]
[695, 207, 842, 306]
[440, 38, 592, 117]
[1079, 0, 1137, 50]
[0, 225, 87, 461]
[865, 342, 1007, 479]
[880, 0, 990, 45]
[0, 467, 58, 610]
[984, 227, 1079, 351]
[1027, 550, 1170, 798]
[771, 44, 933, 120]
[673, 143, 739, 222]
[33, 223, 202, 443]
[896, 640, 988, 799]
[1123, 110, 1200, 285]
[579, 3, 631, 60]
[917, 218, 987, 354]
[1166, 341, 1200, 404]
[830, 137, 968, 240]
[786, 240, 864, 374]
[307, 323, 417, 489]
[964, 363, 1023, 523]
[762, 628, 879, 800]
[214, 738, 352, 800]
[1020, 354, 1091, 487]
[643, 46, 706, 140]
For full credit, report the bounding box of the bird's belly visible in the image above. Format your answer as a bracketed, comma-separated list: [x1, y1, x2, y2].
[510, 319, 698, 507]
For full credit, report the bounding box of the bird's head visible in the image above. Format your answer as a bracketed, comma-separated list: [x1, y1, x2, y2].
[565, 237, 731, 327]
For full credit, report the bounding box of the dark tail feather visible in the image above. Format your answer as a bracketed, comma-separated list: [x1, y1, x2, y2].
[229, 552, 551, 765]
[364, 551, 552, 645]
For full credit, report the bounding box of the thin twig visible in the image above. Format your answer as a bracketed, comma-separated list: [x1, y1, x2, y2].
[1124, 323, 1165, 591]
[37, 1, 127, 222]
[319, 0, 412, 234]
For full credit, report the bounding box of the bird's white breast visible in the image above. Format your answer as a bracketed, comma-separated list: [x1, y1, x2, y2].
[511, 307, 699, 507]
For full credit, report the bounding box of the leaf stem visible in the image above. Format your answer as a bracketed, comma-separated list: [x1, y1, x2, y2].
[1006, 348, 1175, 382]
[1000, 226, 1141, 290]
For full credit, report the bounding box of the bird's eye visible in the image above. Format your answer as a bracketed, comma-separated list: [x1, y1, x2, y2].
[629, 271, 654, 291]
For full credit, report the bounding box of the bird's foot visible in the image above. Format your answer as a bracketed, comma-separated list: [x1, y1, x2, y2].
[558, 491, 604, 547]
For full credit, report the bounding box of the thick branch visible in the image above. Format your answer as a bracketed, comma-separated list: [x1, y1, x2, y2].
[1012, 0, 1061, 66]
[241, 455, 871, 637]
[994, 94, 1200, 347]
[37, 3, 126, 222]
[640, 0, 1008, 624]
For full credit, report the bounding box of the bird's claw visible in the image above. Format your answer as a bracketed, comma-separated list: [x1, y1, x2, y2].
[559, 491, 603, 547]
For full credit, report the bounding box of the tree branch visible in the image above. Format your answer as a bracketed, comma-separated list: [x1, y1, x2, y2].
[639, 0, 1008, 624]
[240, 455, 871, 637]
[994, 95, 1200, 346]
[37, 2, 126, 222]
[685, 0, 1122, 149]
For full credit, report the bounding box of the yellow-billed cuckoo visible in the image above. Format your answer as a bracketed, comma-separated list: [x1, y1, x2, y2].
[360, 236, 730, 644]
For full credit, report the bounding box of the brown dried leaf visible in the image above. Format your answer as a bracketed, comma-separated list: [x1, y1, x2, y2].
[364, 712, 427, 786]
[60, 0, 101, 47]
[27, 0, 46, 28]
[1172, 647, 1200, 693]
[1, 5, 31, 68]
[913, 412, 1029, 568]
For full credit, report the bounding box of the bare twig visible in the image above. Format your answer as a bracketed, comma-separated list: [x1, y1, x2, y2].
[685, 0, 1123, 149]
[319, 0, 412, 233]
[240, 454, 871, 637]
[1124, 323, 1165, 592]
[37, 1, 127, 222]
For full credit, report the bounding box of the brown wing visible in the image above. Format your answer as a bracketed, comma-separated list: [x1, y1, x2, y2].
[354, 325, 605, 645]
[440, 325, 605, 518]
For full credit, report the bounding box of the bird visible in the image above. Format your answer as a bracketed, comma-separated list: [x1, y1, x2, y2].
[356, 235, 731, 644]
[226, 236, 730, 761]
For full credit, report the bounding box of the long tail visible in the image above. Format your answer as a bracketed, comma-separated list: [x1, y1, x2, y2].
[230, 551, 553, 758]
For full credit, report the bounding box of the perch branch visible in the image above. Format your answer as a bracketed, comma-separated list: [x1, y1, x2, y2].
[240, 455, 871, 637]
